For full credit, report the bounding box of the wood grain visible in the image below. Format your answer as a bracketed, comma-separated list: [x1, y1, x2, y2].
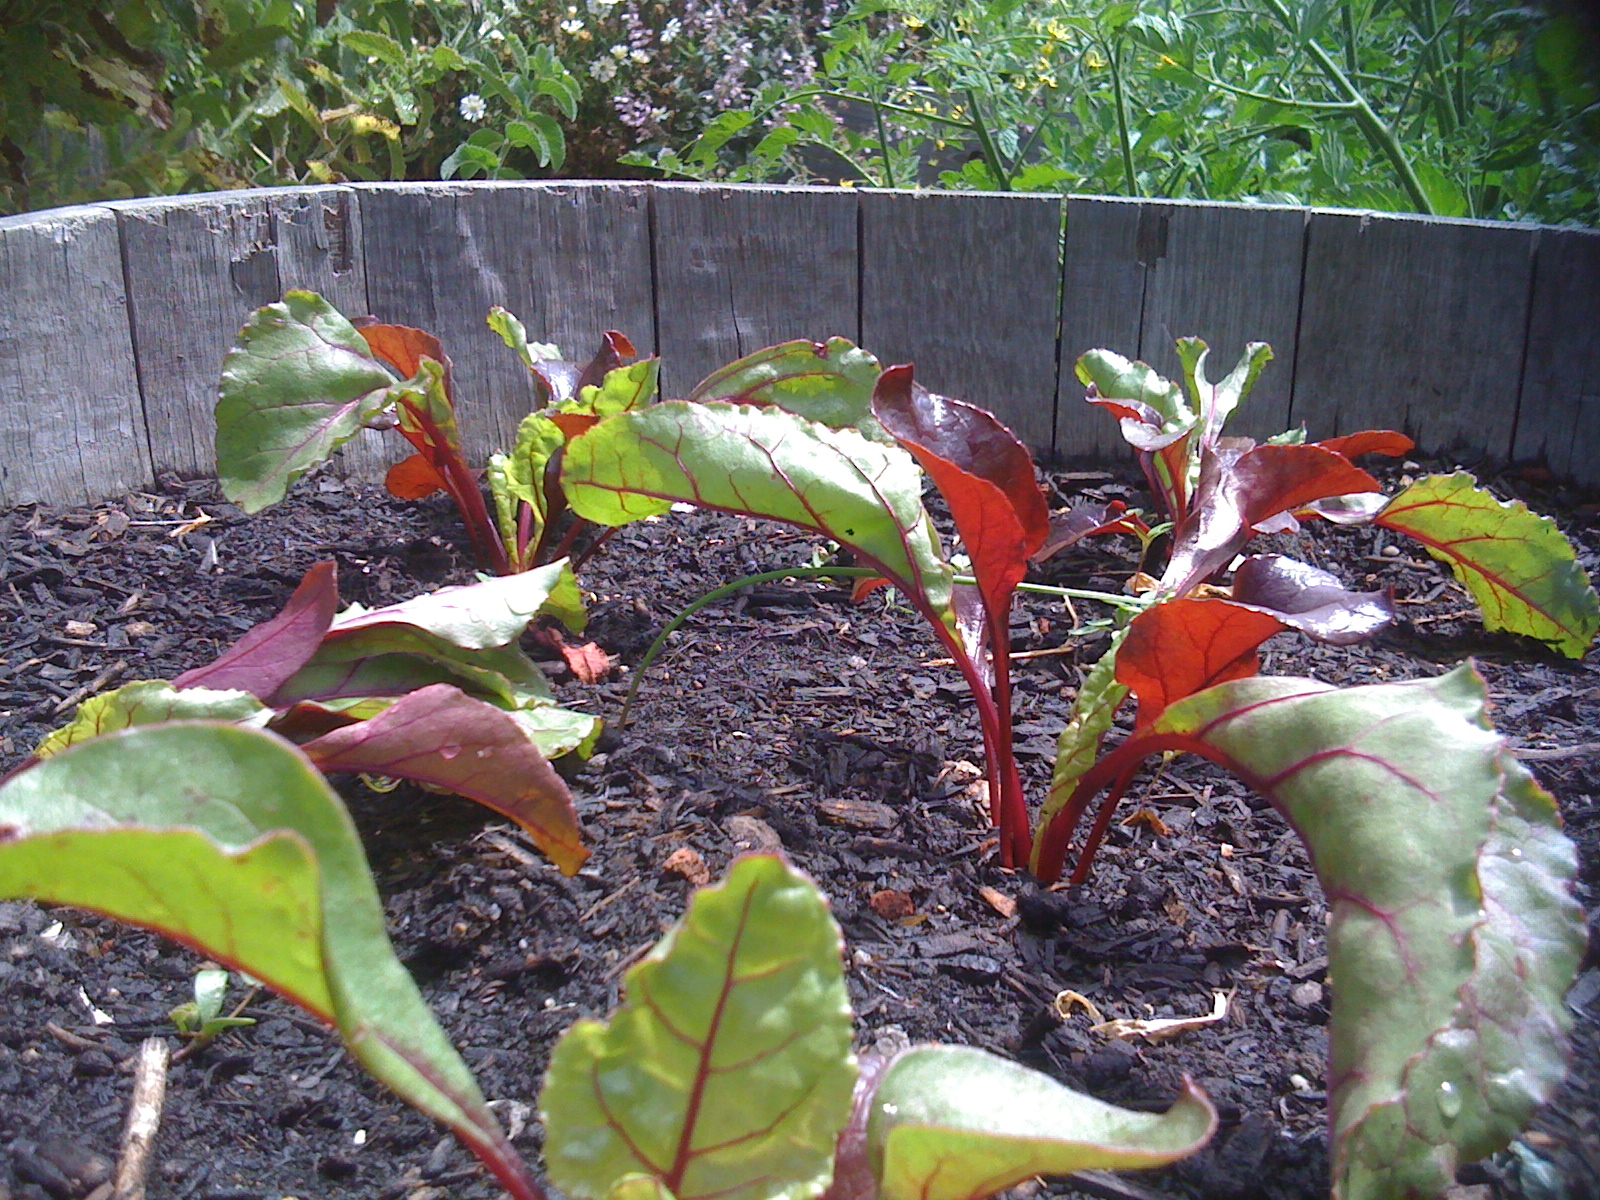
[113, 187, 366, 480]
[358, 181, 653, 462]
[1294, 210, 1536, 459]
[860, 190, 1061, 450]
[1056, 196, 1147, 460]
[1512, 225, 1600, 487]
[651, 183, 858, 398]
[1137, 200, 1306, 441]
[0, 205, 150, 506]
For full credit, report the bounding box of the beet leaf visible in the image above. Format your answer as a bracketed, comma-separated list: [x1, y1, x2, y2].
[0, 724, 542, 1200]
[1374, 471, 1600, 658]
[688, 338, 886, 441]
[540, 854, 858, 1200]
[1034, 664, 1584, 1199]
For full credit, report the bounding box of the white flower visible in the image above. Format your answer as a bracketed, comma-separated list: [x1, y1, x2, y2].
[459, 93, 488, 121]
[559, 17, 584, 33]
[630, 48, 652, 65]
[589, 57, 617, 81]
[610, 43, 628, 60]
[586, 0, 616, 14]
[661, 17, 681, 43]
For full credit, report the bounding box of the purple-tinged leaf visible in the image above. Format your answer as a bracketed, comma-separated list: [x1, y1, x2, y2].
[356, 320, 453, 396]
[1374, 472, 1599, 658]
[1229, 555, 1395, 645]
[575, 331, 638, 396]
[1161, 442, 1380, 597]
[1117, 598, 1285, 728]
[327, 561, 584, 648]
[1031, 501, 1149, 562]
[1077, 350, 1196, 518]
[301, 684, 587, 874]
[1299, 493, 1390, 524]
[174, 562, 339, 696]
[37, 682, 271, 758]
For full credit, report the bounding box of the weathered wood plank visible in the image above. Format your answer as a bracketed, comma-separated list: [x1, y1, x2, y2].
[1512, 225, 1600, 487]
[357, 181, 653, 462]
[651, 184, 858, 397]
[1137, 200, 1305, 441]
[1056, 196, 1147, 460]
[0, 205, 150, 506]
[860, 190, 1061, 450]
[1294, 210, 1536, 459]
[113, 187, 365, 480]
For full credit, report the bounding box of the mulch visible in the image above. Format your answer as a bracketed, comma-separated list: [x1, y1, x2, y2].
[0, 459, 1596, 1200]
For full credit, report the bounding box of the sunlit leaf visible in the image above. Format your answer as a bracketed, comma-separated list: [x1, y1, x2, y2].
[689, 339, 884, 439]
[174, 561, 339, 696]
[541, 855, 856, 1200]
[1117, 598, 1284, 726]
[1375, 472, 1599, 658]
[1229, 554, 1394, 645]
[37, 681, 271, 758]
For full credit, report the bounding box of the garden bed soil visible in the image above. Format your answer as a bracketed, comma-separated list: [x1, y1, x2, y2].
[0, 461, 1596, 1200]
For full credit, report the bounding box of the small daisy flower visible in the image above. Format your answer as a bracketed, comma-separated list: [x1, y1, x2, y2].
[559, 17, 583, 33]
[610, 43, 628, 60]
[589, 57, 617, 81]
[660, 17, 681, 43]
[459, 93, 488, 121]
[630, 48, 652, 64]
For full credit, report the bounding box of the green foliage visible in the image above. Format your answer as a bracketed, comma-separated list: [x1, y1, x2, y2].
[636, 0, 1600, 225]
[0, 0, 835, 214]
[1039, 666, 1584, 1199]
[169, 968, 257, 1052]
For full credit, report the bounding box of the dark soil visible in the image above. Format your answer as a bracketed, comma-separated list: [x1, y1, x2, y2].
[1, 461, 1596, 1200]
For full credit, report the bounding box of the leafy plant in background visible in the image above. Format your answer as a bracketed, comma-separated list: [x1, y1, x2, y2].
[24, 559, 596, 873]
[214, 290, 654, 577]
[0, 747, 1220, 1200]
[638, 0, 1600, 225]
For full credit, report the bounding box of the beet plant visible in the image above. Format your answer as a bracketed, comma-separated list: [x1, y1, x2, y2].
[0, 734, 1217, 1200]
[21, 559, 594, 873]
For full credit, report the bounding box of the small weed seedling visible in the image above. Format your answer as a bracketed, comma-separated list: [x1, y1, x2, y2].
[169, 969, 256, 1061]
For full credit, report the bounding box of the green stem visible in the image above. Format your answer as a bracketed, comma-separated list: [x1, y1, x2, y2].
[964, 88, 1010, 189]
[1108, 40, 1139, 197]
[1258, 0, 1435, 214]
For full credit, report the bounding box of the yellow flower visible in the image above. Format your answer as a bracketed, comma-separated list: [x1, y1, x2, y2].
[1085, 47, 1108, 69]
[904, 14, 924, 29]
[1046, 19, 1070, 42]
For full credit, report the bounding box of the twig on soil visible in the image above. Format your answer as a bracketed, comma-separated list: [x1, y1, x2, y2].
[112, 1037, 170, 1200]
[1514, 742, 1600, 762]
[45, 1020, 102, 1051]
[51, 658, 128, 715]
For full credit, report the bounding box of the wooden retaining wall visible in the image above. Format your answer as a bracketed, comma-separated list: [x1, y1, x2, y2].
[1, 181, 1596, 508]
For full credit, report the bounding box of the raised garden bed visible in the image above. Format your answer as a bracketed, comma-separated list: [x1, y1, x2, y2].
[1, 454, 1595, 1200]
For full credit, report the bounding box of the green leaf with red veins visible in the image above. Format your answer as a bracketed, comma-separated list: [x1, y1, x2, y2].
[688, 338, 886, 441]
[300, 683, 587, 874]
[1075, 350, 1192, 428]
[1040, 665, 1584, 1200]
[561, 402, 954, 619]
[540, 855, 857, 1200]
[216, 292, 401, 513]
[328, 561, 585, 647]
[863, 1047, 1216, 1200]
[1029, 632, 1129, 876]
[0, 724, 539, 1200]
[1195, 340, 1273, 445]
[37, 681, 271, 758]
[1374, 471, 1600, 658]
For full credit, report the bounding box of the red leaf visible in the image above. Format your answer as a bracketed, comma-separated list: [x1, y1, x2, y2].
[872, 366, 1049, 609]
[385, 452, 449, 499]
[357, 322, 452, 389]
[1117, 598, 1286, 727]
[1316, 430, 1414, 460]
[174, 562, 339, 696]
[301, 684, 588, 874]
[851, 576, 891, 603]
[548, 412, 601, 440]
[555, 634, 613, 684]
[1163, 442, 1380, 595]
[574, 330, 638, 395]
